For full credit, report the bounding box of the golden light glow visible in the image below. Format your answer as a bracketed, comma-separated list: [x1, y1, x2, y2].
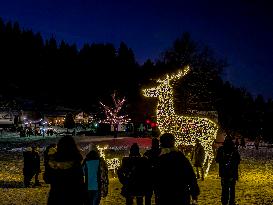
[97, 145, 121, 172]
[97, 145, 108, 160]
[106, 158, 121, 173]
[143, 66, 219, 176]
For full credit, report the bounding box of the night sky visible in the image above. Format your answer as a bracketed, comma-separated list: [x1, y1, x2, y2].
[0, 0, 272, 99]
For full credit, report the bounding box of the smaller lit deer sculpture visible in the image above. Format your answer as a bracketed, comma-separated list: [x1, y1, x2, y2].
[97, 145, 121, 173]
[142, 66, 219, 176]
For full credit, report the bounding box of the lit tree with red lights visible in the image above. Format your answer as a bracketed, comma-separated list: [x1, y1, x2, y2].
[99, 92, 131, 138]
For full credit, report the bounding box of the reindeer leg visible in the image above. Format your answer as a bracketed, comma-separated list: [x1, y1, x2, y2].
[204, 146, 214, 177]
[202, 149, 208, 177]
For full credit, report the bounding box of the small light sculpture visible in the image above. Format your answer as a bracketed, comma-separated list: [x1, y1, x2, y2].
[97, 145, 121, 172]
[106, 158, 121, 173]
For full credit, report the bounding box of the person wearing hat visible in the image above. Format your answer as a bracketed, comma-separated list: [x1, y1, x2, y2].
[155, 133, 200, 205]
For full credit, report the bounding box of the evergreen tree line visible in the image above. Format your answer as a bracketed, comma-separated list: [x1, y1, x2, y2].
[0, 18, 138, 109]
[0, 18, 272, 142]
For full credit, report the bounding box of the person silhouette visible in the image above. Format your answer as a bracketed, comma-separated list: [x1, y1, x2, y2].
[234, 138, 239, 149]
[43, 143, 57, 184]
[191, 139, 205, 181]
[32, 146, 41, 186]
[118, 143, 149, 205]
[216, 137, 241, 205]
[82, 149, 109, 205]
[47, 136, 84, 205]
[23, 147, 34, 187]
[143, 138, 161, 205]
[240, 137, 246, 148]
[155, 133, 200, 205]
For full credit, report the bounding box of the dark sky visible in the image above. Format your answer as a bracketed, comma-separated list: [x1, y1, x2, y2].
[0, 0, 273, 99]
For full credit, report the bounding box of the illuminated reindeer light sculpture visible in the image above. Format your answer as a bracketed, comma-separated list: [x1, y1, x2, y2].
[143, 66, 219, 175]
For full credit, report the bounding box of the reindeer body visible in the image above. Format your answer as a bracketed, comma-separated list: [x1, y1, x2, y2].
[143, 67, 218, 175]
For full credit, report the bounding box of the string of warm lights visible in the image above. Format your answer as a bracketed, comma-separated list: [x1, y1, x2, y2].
[97, 145, 121, 172]
[143, 66, 219, 176]
[97, 145, 108, 160]
[106, 158, 121, 173]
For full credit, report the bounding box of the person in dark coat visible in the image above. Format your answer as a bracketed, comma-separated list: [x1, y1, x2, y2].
[240, 137, 246, 148]
[82, 149, 109, 205]
[44, 144, 57, 166]
[32, 146, 41, 186]
[234, 138, 239, 149]
[215, 137, 241, 205]
[143, 137, 161, 205]
[118, 143, 149, 205]
[191, 139, 205, 180]
[156, 133, 200, 205]
[47, 135, 84, 205]
[23, 147, 34, 187]
[254, 136, 260, 150]
[43, 143, 57, 184]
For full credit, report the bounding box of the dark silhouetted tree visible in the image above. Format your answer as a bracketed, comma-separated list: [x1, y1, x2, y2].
[64, 113, 75, 131]
[151, 32, 227, 112]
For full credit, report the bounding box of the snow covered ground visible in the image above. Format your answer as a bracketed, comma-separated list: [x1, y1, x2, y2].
[0, 134, 273, 204]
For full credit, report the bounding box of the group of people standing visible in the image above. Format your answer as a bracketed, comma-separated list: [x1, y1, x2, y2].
[118, 133, 200, 205]
[24, 136, 109, 205]
[23, 133, 241, 205]
[117, 133, 241, 205]
[45, 136, 109, 205]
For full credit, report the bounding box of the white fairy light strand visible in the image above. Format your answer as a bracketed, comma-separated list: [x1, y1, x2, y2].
[99, 92, 131, 125]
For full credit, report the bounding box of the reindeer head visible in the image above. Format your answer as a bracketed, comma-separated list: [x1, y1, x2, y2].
[142, 66, 190, 98]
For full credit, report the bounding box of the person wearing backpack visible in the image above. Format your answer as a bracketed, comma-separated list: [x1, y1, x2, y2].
[117, 143, 149, 205]
[82, 149, 109, 205]
[216, 137, 241, 205]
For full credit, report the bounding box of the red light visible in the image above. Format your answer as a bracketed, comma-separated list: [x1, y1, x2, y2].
[146, 119, 150, 124]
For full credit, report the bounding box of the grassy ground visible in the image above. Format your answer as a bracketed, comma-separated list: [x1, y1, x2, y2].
[1, 137, 273, 204]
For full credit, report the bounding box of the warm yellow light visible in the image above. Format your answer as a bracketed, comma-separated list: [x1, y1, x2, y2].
[97, 145, 108, 160]
[143, 66, 219, 176]
[106, 158, 121, 173]
[97, 145, 121, 172]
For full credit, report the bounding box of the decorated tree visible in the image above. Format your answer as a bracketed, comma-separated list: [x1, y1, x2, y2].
[99, 92, 131, 138]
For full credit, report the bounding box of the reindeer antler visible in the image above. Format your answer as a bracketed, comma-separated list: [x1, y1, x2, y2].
[157, 66, 190, 83]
